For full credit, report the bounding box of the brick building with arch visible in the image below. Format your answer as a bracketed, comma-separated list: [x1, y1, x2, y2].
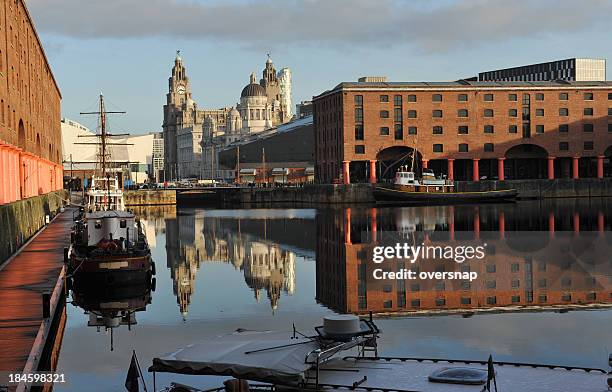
[0, 0, 62, 204]
[313, 80, 612, 184]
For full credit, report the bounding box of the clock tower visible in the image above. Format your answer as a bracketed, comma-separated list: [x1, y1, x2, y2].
[167, 50, 192, 107]
[163, 50, 197, 179]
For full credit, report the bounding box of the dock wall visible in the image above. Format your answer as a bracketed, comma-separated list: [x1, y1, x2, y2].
[456, 178, 612, 199]
[0, 190, 68, 265]
[175, 178, 612, 206]
[124, 190, 176, 206]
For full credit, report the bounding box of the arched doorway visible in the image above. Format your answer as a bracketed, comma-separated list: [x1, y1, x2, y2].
[504, 144, 548, 179]
[376, 146, 422, 182]
[17, 120, 25, 149]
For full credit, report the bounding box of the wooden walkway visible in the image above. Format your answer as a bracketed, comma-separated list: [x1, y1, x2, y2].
[0, 210, 73, 372]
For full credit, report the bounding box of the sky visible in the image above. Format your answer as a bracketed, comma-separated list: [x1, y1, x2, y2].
[27, 0, 612, 135]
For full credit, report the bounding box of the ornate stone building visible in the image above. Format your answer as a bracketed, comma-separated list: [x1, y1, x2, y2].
[163, 52, 293, 180]
[162, 52, 229, 179]
[201, 55, 293, 181]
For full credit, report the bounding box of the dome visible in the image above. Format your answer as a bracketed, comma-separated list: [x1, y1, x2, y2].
[229, 107, 240, 117]
[241, 83, 266, 98]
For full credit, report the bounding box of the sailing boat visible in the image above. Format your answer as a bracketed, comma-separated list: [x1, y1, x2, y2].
[373, 134, 517, 205]
[67, 94, 155, 286]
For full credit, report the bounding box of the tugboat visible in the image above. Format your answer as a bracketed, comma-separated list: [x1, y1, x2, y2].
[67, 94, 154, 286]
[374, 165, 517, 205]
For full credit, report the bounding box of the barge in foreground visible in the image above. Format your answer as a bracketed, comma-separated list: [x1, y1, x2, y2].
[144, 315, 610, 392]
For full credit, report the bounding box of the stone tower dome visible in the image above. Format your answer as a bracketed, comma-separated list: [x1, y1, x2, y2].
[241, 73, 266, 98]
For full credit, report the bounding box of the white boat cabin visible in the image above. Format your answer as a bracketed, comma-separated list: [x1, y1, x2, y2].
[86, 176, 125, 211]
[395, 166, 452, 189]
[83, 211, 136, 247]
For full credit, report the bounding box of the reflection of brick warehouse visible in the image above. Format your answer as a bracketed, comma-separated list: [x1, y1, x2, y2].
[313, 80, 612, 184]
[316, 208, 611, 314]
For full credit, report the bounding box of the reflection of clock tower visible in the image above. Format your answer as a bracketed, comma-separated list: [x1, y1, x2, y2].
[162, 50, 196, 179]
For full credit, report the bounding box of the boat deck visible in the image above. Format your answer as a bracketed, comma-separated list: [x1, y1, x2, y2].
[315, 357, 608, 392]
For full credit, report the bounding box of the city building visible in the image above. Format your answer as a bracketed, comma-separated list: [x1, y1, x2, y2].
[478, 58, 606, 82]
[295, 101, 313, 119]
[152, 132, 164, 182]
[162, 51, 230, 179]
[61, 118, 157, 185]
[0, 0, 63, 205]
[313, 79, 612, 184]
[218, 115, 315, 184]
[162, 52, 293, 181]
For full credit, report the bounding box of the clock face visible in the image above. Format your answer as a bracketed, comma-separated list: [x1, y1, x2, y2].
[177, 84, 186, 94]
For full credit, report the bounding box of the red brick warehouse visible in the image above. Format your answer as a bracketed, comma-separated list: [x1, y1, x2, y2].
[313, 80, 612, 184]
[0, 0, 63, 204]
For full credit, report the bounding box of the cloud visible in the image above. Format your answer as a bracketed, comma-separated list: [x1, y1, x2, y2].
[26, 0, 612, 53]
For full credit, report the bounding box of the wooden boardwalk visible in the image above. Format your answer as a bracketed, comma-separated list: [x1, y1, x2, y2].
[0, 210, 73, 372]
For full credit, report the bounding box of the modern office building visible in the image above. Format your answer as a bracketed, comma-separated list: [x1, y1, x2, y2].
[295, 101, 313, 119]
[61, 118, 156, 185]
[152, 132, 164, 182]
[478, 58, 606, 82]
[0, 0, 63, 205]
[313, 79, 612, 184]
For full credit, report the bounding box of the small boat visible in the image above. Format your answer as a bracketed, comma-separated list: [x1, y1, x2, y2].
[142, 315, 610, 392]
[374, 166, 517, 205]
[67, 94, 154, 286]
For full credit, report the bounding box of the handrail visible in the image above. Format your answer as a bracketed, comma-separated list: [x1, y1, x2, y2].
[342, 355, 607, 374]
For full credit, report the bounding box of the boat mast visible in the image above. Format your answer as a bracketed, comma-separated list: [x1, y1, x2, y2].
[78, 94, 129, 202]
[99, 94, 108, 182]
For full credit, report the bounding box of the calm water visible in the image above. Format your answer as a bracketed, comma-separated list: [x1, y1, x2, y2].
[55, 199, 612, 391]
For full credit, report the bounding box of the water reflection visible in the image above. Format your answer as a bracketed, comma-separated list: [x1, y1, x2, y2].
[54, 200, 612, 390]
[163, 210, 314, 316]
[316, 200, 612, 315]
[70, 278, 153, 351]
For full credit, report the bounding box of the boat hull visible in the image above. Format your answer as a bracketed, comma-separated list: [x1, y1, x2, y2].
[69, 252, 154, 286]
[374, 186, 518, 205]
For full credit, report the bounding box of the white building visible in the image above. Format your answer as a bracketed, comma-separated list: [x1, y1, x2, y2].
[238, 73, 274, 134]
[61, 118, 157, 184]
[278, 68, 292, 120]
[177, 125, 202, 178]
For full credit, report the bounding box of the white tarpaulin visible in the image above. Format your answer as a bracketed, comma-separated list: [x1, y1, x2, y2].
[150, 330, 320, 385]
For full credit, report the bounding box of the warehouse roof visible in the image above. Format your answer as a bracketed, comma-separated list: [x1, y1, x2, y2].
[314, 80, 612, 99]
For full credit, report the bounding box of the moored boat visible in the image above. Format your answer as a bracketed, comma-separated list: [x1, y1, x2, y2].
[374, 166, 517, 205]
[67, 94, 154, 285]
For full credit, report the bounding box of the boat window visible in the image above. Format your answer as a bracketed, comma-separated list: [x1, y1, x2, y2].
[429, 367, 488, 385]
[120, 219, 127, 228]
[94, 220, 102, 229]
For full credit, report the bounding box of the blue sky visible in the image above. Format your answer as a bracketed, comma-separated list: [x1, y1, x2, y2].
[27, 0, 612, 134]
